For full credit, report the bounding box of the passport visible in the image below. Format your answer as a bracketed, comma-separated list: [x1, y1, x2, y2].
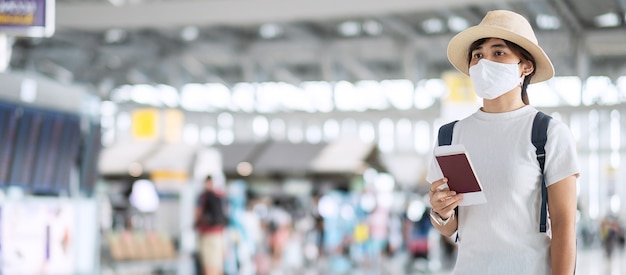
[434, 144, 487, 206]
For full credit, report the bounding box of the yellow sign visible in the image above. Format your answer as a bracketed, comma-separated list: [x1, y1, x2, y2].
[164, 109, 184, 143]
[132, 109, 159, 140]
[442, 71, 476, 103]
[151, 170, 188, 182]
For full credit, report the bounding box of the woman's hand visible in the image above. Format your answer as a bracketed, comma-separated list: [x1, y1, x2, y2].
[429, 177, 464, 219]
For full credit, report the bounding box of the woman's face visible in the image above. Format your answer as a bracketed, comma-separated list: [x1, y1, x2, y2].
[468, 38, 534, 76]
[469, 38, 522, 66]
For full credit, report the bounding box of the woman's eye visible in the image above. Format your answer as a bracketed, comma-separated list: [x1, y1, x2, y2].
[472, 53, 482, 59]
[495, 51, 505, 56]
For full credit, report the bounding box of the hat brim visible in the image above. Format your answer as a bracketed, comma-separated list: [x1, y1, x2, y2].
[447, 25, 554, 84]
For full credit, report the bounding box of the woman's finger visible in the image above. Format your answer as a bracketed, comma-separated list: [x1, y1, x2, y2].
[429, 177, 449, 192]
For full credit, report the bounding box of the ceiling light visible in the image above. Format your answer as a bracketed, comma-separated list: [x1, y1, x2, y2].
[447, 16, 469, 32]
[104, 29, 126, 43]
[363, 20, 383, 35]
[422, 18, 444, 34]
[536, 14, 561, 30]
[259, 23, 282, 39]
[100, 101, 118, 116]
[338, 21, 361, 37]
[236, 162, 253, 177]
[20, 78, 37, 103]
[128, 162, 143, 177]
[594, 12, 620, 27]
[108, 0, 125, 6]
[180, 26, 199, 41]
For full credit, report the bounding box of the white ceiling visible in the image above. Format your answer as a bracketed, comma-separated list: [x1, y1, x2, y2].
[7, 0, 626, 99]
[55, 0, 505, 30]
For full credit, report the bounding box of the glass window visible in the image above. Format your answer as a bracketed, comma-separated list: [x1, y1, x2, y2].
[256, 82, 282, 113]
[356, 80, 389, 110]
[359, 121, 376, 143]
[180, 83, 210, 111]
[183, 124, 199, 145]
[340, 118, 358, 139]
[306, 123, 322, 144]
[383, 79, 413, 110]
[218, 128, 234, 145]
[335, 81, 363, 111]
[583, 76, 618, 105]
[131, 84, 160, 106]
[253, 116, 269, 139]
[302, 81, 334, 112]
[378, 118, 395, 153]
[205, 83, 231, 111]
[270, 119, 286, 141]
[279, 83, 310, 112]
[200, 126, 217, 145]
[396, 119, 412, 151]
[323, 119, 340, 142]
[231, 83, 256, 112]
[414, 121, 431, 154]
[287, 120, 304, 143]
[156, 84, 179, 108]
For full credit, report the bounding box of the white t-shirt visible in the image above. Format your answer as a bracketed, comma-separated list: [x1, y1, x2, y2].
[426, 105, 579, 275]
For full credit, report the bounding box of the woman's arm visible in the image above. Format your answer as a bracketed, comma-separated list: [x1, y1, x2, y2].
[547, 174, 578, 274]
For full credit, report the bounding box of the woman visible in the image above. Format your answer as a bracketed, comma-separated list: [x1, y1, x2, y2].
[426, 10, 579, 274]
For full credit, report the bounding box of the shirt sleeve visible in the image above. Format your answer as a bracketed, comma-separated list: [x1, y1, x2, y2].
[544, 120, 580, 186]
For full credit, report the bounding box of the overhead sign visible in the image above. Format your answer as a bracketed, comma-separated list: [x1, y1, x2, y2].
[131, 108, 159, 140]
[442, 71, 476, 103]
[0, 0, 55, 37]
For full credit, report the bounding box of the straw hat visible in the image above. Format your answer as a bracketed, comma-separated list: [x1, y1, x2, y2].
[447, 10, 554, 83]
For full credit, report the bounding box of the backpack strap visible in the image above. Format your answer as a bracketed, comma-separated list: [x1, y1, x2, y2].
[437, 120, 459, 242]
[531, 111, 552, 233]
[438, 120, 459, 146]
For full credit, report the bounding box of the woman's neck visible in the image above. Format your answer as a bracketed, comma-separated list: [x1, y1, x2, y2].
[481, 88, 526, 113]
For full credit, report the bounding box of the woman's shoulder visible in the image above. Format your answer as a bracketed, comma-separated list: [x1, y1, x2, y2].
[545, 116, 572, 134]
[544, 116, 577, 147]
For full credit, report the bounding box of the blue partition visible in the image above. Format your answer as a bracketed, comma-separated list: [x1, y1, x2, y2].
[31, 113, 65, 194]
[8, 107, 44, 189]
[80, 122, 101, 196]
[53, 114, 81, 194]
[0, 103, 19, 187]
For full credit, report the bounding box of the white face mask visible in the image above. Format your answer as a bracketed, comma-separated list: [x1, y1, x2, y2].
[469, 59, 523, 100]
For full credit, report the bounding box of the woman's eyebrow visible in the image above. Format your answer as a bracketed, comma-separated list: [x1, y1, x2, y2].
[490, 43, 508, 50]
[471, 45, 484, 52]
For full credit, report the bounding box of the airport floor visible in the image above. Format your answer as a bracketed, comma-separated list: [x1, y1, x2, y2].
[102, 245, 626, 275]
[427, 247, 626, 275]
[296, 246, 626, 275]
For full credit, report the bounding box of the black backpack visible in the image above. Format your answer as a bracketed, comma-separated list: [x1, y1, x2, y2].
[197, 191, 228, 227]
[437, 111, 551, 233]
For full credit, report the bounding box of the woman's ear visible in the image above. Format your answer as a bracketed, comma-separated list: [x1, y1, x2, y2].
[520, 59, 535, 76]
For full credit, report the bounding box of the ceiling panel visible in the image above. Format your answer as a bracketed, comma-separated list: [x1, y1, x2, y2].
[5, 0, 626, 95]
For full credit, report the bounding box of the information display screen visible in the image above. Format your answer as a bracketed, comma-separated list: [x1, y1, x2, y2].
[0, 0, 55, 37]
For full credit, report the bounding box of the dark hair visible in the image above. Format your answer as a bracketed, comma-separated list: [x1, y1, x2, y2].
[467, 38, 537, 105]
[205, 175, 213, 182]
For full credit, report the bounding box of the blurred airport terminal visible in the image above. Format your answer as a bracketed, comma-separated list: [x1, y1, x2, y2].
[1, 0, 626, 274]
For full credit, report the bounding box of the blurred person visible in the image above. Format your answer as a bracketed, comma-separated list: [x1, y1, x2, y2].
[237, 192, 263, 275]
[426, 10, 579, 274]
[194, 175, 228, 275]
[404, 207, 432, 260]
[267, 202, 292, 270]
[366, 206, 389, 266]
[350, 219, 370, 264]
[600, 215, 621, 258]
